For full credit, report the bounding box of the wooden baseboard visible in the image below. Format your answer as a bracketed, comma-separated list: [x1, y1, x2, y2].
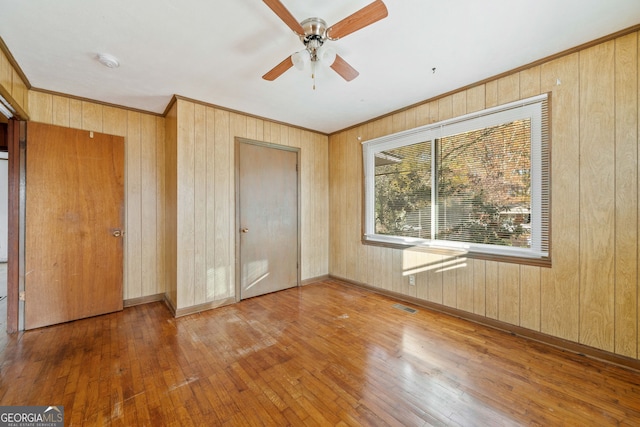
[301, 275, 330, 286]
[163, 295, 178, 317]
[123, 293, 165, 308]
[329, 275, 640, 373]
[173, 297, 236, 318]
[152, 276, 327, 318]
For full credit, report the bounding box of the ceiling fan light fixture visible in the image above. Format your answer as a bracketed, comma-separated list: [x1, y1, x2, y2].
[317, 45, 337, 67]
[292, 49, 310, 70]
[262, 0, 388, 82]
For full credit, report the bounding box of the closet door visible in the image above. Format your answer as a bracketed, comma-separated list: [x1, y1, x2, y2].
[238, 140, 298, 299]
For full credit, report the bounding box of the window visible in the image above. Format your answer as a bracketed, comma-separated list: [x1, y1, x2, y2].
[363, 94, 550, 262]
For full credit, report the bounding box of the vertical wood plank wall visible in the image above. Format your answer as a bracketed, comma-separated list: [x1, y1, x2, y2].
[329, 31, 640, 359]
[166, 99, 329, 310]
[27, 90, 167, 302]
[23, 92, 329, 314]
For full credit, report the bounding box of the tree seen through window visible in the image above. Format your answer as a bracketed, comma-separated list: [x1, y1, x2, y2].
[374, 119, 531, 248]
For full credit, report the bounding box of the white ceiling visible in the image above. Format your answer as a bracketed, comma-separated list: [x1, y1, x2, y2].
[1, 0, 639, 134]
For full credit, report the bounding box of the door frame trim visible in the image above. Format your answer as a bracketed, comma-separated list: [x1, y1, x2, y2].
[234, 138, 300, 302]
[6, 119, 24, 333]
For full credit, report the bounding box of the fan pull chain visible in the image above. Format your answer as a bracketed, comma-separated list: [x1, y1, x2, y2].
[312, 61, 316, 90]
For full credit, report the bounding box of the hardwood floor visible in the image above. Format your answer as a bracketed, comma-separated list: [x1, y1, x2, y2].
[1, 279, 639, 426]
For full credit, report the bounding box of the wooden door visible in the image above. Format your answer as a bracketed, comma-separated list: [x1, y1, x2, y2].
[238, 141, 298, 299]
[25, 122, 124, 329]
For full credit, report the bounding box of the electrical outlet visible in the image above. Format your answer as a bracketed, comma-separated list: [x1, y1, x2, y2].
[408, 274, 416, 286]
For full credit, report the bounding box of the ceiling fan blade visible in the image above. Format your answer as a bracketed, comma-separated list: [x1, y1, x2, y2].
[263, 0, 305, 35]
[327, 0, 388, 40]
[330, 55, 359, 81]
[262, 56, 294, 81]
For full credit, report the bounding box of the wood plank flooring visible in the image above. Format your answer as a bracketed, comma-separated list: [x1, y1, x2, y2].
[1, 279, 639, 426]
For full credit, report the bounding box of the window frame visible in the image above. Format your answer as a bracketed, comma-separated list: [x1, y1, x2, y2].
[362, 93, 550, 265]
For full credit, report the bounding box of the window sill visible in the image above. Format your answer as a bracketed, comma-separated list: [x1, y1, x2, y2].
[362, 235, 552, 268]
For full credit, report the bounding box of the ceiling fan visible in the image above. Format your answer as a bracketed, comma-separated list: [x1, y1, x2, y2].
[262, 0, 388, 84]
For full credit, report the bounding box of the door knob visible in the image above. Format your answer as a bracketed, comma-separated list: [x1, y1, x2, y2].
[112, 229, 123, 237]
[241, 228, 249, 233]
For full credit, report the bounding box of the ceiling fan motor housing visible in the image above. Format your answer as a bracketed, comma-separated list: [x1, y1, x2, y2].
[300, 17, 328, 55]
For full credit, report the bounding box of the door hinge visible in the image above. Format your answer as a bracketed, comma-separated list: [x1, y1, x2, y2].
[19, 291, 25, 301]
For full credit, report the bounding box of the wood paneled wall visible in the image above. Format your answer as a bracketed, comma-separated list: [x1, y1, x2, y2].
[27, 90, 167, 302]
[329, 31, 640, 359]
[24, 92, 329, 314]
[0, 47, 28, 117]
[166, 98, 329, 311]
